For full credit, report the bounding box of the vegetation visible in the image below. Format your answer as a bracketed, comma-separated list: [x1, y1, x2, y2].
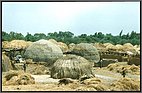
[2, 30, 140, 45]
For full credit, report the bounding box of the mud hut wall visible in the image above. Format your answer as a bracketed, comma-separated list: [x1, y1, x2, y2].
[128, 57, 140, 66]
[100, 54, 122, 62]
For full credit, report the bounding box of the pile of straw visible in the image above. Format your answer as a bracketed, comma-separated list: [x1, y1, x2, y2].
[2, 41, 9, 49]
[110, 77, 140, 91]
[3, 70, 35, 85]
[106, 63, 140, 75]
[24, 39, 63, 66]
[72, 43, 100, 64]
[4, 40, 29, 49]
[51, 54, 95, 79]
[57, 42, 69, 53]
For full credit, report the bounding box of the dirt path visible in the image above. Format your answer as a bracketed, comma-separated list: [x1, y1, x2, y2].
[31, 75, 59, 83]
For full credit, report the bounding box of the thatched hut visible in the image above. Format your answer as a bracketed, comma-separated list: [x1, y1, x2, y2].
[71, 43, 100, 64]
[2, 52, 13, 72]
[51, 54, 95, 79]
[24, 39, 63, 66]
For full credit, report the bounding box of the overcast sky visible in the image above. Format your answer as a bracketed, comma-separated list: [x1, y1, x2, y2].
[2, 2, 140, 36]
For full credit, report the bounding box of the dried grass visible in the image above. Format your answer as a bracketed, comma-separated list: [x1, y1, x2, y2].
[3, 70, 35, 86]
[51, 54, 95, 79]
[24, 39, 63, 65]
[4, 40, 29, 49]
[72, 43, 100, 63]
[106, 63, 140, 75]
[110, 77, 140, 91]
[57, 42, 69, 53]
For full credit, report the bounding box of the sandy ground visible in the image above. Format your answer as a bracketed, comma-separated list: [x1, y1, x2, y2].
[2, 66, 140, 91]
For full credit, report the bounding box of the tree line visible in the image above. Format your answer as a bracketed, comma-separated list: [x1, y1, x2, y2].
[2, 30, 140, 45]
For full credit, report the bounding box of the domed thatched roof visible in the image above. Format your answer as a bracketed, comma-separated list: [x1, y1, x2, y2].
[3, 40, 30, 49]
[24, 39, 63, 66]
[71, 43, 100, 63]
[51, 54, 95, 79]
[48, 39, 69, 53]
[48, 39, 58, 45]
[58, 42, 69, 53]
[2, 52, 13, 72]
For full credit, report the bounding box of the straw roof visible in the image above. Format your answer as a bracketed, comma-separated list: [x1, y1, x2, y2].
[48, 39, 58, 45]
[57, 42, 69, 53]
[51, 54, 95, 79]
[24, 39, 63, 66]
[72, 43, 100, 63]
[48, 39, 69, 53]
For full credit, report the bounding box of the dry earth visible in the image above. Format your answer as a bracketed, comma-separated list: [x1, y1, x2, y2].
[2, 62, 140, 91]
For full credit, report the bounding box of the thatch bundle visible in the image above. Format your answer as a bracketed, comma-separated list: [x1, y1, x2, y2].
[2, 52, 13, 72]
[57, 42, 69, 53]
[51, 54, 95, 79]
[68, 43, 76, 52]
[83, 77, 102, 85]
[24, 39, 63, 66]
[3, 70, 35, 85]
[76, 77, 108, 91]
[4, 40, 29, 49]
[71, 43, 100, 63]
[110, 78, 140, 91]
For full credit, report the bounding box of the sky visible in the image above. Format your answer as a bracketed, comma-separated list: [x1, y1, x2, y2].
[2, 2, 140, 36]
